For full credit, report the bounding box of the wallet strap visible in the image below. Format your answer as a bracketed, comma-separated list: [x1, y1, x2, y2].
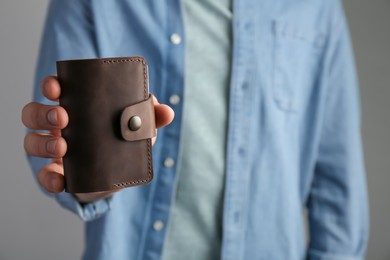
[120, 95, 157, 141]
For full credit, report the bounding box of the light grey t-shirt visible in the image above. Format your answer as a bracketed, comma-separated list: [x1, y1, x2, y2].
[162, 0, 232, 259]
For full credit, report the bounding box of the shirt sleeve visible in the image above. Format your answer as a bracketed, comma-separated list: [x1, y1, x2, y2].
[27, 0, 112, 222]
[306, 1, 369, 259]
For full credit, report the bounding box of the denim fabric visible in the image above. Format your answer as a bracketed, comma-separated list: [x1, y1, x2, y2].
[29, 0, 368, 259]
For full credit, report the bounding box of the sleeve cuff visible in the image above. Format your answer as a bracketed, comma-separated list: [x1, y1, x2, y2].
[27, 154, 112, 221]
[307, 249, 364, 260]
[55, 191, 112, 222]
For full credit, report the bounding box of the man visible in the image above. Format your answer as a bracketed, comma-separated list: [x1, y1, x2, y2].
[22, 0, 369, 259]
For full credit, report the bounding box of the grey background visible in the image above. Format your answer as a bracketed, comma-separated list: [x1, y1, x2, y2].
[0, 0, 388, 259]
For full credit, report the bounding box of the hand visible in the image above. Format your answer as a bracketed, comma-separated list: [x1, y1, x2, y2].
[22, 76, 174, 203]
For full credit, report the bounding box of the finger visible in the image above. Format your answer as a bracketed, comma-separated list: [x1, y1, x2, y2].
[22, 102, 68, 130]
[155, 104, 174, 128]
[151, 94, 159, 105]
[24, 132, 67, 158]
[41, 76, 61, 101]
[38, 162, 65, 193]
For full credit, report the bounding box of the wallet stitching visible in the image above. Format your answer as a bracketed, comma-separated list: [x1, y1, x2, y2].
[102, 58, 153, 188]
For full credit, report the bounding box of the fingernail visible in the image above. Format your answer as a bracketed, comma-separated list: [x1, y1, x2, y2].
[47, 109, 58, 126]
[46, 139, 57, 155]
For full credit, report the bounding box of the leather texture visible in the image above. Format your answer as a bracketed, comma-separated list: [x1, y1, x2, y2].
[57, 56, 155, 193]
[120, 96, 156, 141]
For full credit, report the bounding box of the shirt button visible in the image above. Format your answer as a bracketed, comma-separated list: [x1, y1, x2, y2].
[169, 94, 181, 105]
[153, 220, 164, 231]
[163, 158, 175, 168]
[170, 33, 182, 45]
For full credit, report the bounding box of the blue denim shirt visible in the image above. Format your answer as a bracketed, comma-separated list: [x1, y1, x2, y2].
[29, 0, 369, 259]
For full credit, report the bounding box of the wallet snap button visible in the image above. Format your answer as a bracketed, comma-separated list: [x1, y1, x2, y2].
[128, 116, 142, 131]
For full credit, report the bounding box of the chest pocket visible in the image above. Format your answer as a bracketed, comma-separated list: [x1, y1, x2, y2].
[273, 20, 326, 113]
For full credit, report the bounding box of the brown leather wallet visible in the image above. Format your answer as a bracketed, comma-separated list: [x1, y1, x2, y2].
[57, 56, 156, 193]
